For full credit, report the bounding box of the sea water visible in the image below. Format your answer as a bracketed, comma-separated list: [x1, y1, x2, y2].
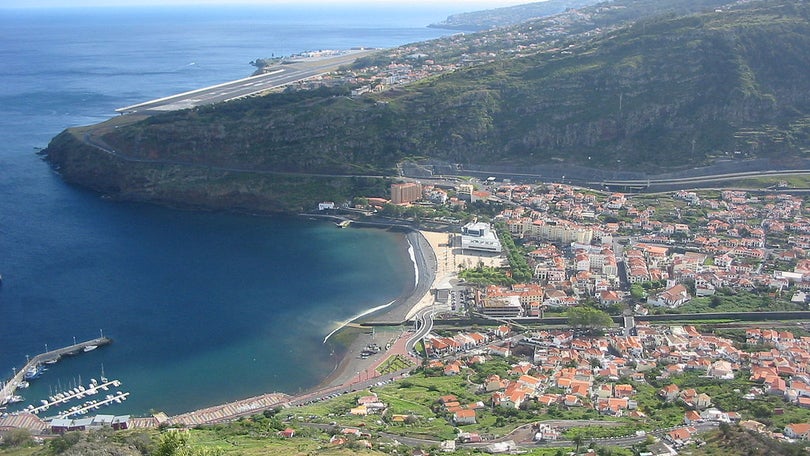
[0, 4, 459, 415]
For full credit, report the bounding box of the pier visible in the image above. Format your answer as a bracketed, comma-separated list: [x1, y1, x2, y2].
[0, 337, 112, 406]
[25, 379, 122, 415]
[54, 391, 130, 419]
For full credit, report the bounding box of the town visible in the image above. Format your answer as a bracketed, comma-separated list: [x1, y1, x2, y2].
[256, 2, 639, 100]
[6, 177, 810, 455]
[306, 176, 810, 454]
[342, 178, 810, 321]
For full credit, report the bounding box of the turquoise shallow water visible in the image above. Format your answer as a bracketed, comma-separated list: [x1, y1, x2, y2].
[0, 4, 457, 415]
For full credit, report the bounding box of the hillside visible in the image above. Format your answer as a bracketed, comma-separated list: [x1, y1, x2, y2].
[428, 0, 601, 30]
[43, 0, 810, 212]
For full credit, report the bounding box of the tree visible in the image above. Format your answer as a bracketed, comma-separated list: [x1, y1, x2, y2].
[1, 428, 33, 448]
[573, 434, 584, 454]
[48, 431, 81, 453]
[154, 432, 188, 456]
[630, 283, 646, 300]
[154, 432, 223, 456]
[566, 306, 614, 334]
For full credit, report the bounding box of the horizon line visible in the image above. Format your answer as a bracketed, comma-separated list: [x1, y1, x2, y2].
[0, 0, 534, 10]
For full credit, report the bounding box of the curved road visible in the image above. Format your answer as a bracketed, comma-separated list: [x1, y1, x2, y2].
[405, 308, 434, 356]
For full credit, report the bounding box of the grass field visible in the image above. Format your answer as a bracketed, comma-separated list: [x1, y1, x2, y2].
[375, 355, 414, 375]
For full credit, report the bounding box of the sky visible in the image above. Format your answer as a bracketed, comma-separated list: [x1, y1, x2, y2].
[0, 0, 533, 9]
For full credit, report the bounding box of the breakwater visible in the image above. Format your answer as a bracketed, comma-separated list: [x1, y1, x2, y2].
[0, 337, 111, 406]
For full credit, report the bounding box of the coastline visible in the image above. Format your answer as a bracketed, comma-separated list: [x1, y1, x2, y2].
[310, 222, 508, 394]
[314, 226, 456, 391]
[314, 227, 437, 389]
[180, 224, 448, 422]
[1, 222, 450, 429]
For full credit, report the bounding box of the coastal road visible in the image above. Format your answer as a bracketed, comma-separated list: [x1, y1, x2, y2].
[405, 308, 434, 356]
[413, 165, 810, 193]
[115, 50, 375, 114]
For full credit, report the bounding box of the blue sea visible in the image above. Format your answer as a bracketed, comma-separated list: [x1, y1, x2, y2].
[0, 4, 459, 416]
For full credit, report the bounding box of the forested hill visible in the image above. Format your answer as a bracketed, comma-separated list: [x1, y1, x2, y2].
[428, 0, 601, 30]
[44, 0, 810, 212]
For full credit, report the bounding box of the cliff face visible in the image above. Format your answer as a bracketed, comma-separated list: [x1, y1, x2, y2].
[44, 131, 389, 213]
[43, 0, 810, 212]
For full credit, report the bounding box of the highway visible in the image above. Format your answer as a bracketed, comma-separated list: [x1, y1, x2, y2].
[115, 50, 375, 115]
[587, 168, 810, 189]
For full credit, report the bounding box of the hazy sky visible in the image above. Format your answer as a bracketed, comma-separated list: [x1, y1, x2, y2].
[0, 0, 532, 9]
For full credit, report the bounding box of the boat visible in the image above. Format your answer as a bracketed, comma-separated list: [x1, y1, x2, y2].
[45, 357, 59, 365]
[23, 365, 43, 380]
[8, 395, 24, 404]
[83, 345, 98, 352]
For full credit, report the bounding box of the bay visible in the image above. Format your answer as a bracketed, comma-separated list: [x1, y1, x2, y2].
[0, 4, 458, 415]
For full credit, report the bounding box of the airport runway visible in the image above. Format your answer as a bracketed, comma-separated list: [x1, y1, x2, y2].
[116, 49, 376, 114]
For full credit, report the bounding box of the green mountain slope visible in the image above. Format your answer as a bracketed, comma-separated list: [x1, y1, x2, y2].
[44, 0, 810, 211]
[429, 0, 602, 30]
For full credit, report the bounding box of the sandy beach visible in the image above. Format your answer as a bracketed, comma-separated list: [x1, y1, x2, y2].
[404, 230, 455, 320]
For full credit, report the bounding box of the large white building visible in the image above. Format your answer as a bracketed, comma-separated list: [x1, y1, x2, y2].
[506, 217, 593, 244]
[461, 222, 503, 253]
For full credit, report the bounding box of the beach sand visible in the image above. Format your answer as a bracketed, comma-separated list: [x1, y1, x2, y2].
[404, 230, 455, 320]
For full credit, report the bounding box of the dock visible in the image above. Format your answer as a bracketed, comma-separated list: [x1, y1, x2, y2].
[24, 378, 122, 415]
[54, 391, 130, 419]
[0, 337, 112, 406]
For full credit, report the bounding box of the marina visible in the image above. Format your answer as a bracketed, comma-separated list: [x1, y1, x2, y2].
[0, 336, 112, 407]
[22, 378, 124, 415]
[53, 391, 130, 419]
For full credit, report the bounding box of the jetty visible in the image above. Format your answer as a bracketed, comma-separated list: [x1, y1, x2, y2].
[0, 336, 112, 406]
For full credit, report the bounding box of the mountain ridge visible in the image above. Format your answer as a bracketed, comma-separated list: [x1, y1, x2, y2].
[43, 0, 810, 212]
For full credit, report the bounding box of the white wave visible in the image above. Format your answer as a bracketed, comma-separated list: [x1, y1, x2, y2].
[407, 238, 419, 290]
[322, 299, 396, 344]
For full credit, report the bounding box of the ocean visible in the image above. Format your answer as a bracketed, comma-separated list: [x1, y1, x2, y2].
[0, 4, 459, 416]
